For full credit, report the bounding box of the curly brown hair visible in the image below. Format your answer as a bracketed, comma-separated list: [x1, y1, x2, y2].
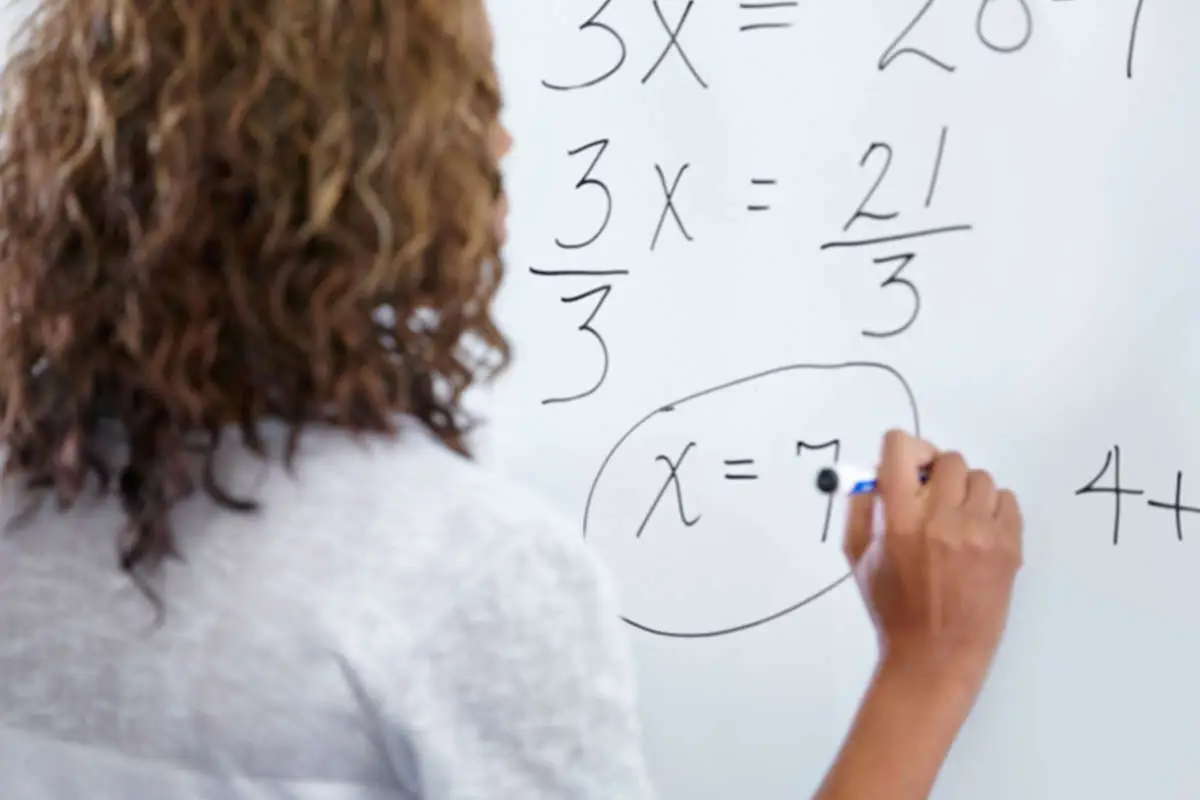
[0, 0, 508, 578]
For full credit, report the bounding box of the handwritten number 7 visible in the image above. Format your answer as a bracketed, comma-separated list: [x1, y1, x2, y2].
[542, 285, 613, 406]
[543, 0, 627, 91]
[556, 139, 612, 250]
[863, 253, 920, 338]
[797, 439, 841, 542]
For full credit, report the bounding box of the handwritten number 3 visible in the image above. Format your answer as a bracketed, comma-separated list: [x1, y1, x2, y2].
[543, 0, 627, 91]
[863, 253, 920, 339]
[542, 285, 614, 405]
[556, 139, 612, 250]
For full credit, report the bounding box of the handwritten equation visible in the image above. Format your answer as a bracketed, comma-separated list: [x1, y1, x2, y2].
[529, 0, 1150, 408]
[1077, 446, 1200, 545]
[527, 134, 697, 404]
[820, 126, 970, 339]
[541, 0, 1146, 91]
[520, 1, 1160, 633]
[582, 362, 919, 638]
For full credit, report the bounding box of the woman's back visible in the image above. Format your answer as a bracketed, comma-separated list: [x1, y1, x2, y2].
[0, 422, 653, 797]
[0, 0, 658, 793]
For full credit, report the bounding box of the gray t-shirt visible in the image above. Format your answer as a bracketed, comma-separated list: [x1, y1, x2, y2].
[0, 421, 656, 798]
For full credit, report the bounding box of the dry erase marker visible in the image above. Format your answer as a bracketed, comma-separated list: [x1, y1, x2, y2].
[815, 465, 930, 495]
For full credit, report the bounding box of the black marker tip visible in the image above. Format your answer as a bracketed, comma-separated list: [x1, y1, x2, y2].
[816, 467, 839, 494]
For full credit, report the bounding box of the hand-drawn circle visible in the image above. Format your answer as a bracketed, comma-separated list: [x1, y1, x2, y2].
[583, 361, 919, 638]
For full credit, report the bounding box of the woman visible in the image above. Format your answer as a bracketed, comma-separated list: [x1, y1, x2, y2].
[0, 1, 1023, 797]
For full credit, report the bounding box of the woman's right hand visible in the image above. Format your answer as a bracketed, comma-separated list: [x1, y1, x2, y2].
[843, 429, 1024, 697]
[815, 430, 1023, 800]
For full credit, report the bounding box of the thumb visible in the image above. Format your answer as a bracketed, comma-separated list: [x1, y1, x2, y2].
[842, 491, 875, 566]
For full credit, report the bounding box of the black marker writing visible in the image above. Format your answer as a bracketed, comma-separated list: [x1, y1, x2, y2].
[862, 253, 920, 338]
[797, 439, 841, 542]
[1147, 470, 1197, 542]
[1076, 446, 1144, 545]
[651, 163, 694, 250]
[556, 139, 612, 250]
[542, 284, 615, 406]
[642, 0, 708, 88]
[976, 0, 1033, 54]
[543, 0, 626, 91]
[637, 442, 702, 537]
[541, 149, 711, 250]
[845, 142, 898, 231]
[530, 267, 629, 277]
[880, 0, 1038, 73]
[879, 0, 955, 73]
[821, 224, 972, 250]
[925, 126, 948, 207]
[844, 126, 950, 228]
[738, 1, 798, 32]
[748, 178, 776, 212]
[822, 128, 969, 339]
[1127, 0, 1146, 78]
[584, 361, 919, 638]
[723, 458, 758, 480]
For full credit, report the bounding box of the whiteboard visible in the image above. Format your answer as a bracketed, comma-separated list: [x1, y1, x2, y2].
[481, 2, 1200, 798]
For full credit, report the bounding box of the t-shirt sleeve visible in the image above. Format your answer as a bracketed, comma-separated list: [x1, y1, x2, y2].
[387, 519, 658, 800]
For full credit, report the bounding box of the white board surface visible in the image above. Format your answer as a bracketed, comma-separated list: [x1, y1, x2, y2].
[479, 2, 1200, 798]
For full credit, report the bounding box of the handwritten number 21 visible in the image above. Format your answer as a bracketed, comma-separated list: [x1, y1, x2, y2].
[542, 285, 614, 406]
[543, 0, 626, 91]
[846, 141, 923, 339]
